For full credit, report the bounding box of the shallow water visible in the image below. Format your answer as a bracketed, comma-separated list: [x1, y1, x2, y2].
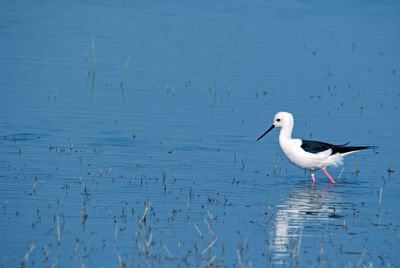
[1, 1, 399, 267]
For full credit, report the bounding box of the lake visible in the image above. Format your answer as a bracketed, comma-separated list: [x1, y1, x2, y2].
[0, 1, 399, 267]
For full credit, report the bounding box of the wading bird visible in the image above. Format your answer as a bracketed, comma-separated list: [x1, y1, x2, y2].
[257, 112, 376, 183]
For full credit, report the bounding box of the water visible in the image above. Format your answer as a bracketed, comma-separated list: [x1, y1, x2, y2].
[1, 1, 399, 267]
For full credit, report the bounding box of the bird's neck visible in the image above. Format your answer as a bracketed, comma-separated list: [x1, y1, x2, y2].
[279, 124, 293, 142]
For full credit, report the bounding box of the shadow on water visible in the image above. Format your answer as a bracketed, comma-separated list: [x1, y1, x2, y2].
[269, 183, 346, 264]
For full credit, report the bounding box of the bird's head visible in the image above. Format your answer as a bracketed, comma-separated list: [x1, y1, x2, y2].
[257, 111, 294, 141]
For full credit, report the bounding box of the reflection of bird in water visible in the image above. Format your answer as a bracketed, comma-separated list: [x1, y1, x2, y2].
[257, 112, 376, 183]
[269, 185, 341, 264]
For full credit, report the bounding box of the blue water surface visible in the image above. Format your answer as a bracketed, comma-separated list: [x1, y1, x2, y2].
[0, 1, 399, 267]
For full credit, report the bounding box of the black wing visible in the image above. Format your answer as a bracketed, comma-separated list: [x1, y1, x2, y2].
[301, 140, 375, 155]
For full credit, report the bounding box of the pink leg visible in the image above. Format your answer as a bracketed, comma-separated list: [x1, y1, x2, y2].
[322, 168, 336, 184]
[311, 173, 316, 184]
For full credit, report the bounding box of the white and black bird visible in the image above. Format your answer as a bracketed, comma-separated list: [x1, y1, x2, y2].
[257, 112, 376, 183]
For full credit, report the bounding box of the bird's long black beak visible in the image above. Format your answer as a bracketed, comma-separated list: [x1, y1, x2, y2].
[257, 125, 275, 141]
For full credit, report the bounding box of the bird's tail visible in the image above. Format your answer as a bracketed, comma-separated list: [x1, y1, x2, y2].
[338, 145, 378, 156]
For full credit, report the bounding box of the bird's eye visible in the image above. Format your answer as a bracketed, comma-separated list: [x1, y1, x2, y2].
[277, 118, 281, 122]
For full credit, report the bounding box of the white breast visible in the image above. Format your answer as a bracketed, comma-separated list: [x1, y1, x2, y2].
[279, 138, 343, 170]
